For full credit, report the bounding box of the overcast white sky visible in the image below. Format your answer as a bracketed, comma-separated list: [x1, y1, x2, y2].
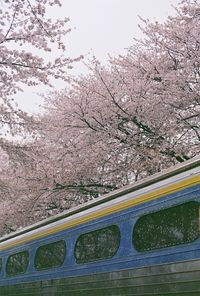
[16, 0, 180, 113]
[65, 0, 180, 62]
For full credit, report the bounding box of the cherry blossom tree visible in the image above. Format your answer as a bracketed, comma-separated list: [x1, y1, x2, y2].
[35, 0, 200, 192]
[0, 0, 82, 234]
[0, 0, 81, 138]
[1, 0, 200, 235]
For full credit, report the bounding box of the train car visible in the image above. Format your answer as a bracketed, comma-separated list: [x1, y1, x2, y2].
[0, 157, 200, 295]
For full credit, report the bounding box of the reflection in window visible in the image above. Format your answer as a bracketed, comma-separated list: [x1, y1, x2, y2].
[133, 201, 199, 252]
[34, 240, 66, 270]
[6, 251, 29, 276]
[75, 225, 120, 264]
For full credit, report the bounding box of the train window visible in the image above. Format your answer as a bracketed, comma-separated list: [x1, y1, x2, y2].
[75, 225, 120, 264]
[133, 201, 199, 252]
[34, 240, 66, 270]
[6, 251, 29, 276]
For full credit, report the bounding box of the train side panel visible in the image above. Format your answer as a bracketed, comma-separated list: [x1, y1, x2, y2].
[0, 163, 200, 295]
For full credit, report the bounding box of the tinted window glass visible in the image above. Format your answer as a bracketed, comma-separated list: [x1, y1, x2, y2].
[6, 251, 29, 276]
[133, 201, 199, 252]
[35, 240, 66, 270]
[75, 225, 120, 264]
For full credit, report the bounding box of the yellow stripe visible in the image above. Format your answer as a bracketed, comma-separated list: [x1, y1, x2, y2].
[1, 175, 200, 251]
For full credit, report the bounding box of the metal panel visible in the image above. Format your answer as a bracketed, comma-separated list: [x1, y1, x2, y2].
[1, 258, 200, 295]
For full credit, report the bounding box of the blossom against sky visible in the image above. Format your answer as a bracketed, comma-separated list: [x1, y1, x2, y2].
[15, 0, 180, 113]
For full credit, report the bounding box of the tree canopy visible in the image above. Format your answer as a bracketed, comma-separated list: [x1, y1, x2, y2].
[0, 0, 81, 138]
[0, 0, 199, 235]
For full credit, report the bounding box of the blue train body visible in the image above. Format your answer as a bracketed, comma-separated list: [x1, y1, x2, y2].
[0, 157, 200, 295]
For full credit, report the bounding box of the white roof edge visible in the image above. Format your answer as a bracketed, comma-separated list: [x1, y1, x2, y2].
[0, 156, 200, 243]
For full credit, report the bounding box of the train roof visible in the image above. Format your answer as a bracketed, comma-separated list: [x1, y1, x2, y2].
[0, 156, 200, 244]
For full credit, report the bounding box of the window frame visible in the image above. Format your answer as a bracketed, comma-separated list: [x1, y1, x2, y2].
[34, 239, 66, 271]
[74, 224, 121, 264]
[0, 257, 2, 274]
[6, 250, 29, 277]
[132, 201, 200, 253]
